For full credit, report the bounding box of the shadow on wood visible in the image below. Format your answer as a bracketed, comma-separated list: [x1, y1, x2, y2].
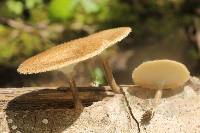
[3, 86, 114, 133]
[127, 86, 183, 99]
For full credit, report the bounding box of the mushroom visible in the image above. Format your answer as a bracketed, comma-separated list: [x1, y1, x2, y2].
[132, 59, 190, 124]
[17, 27, 132, 110]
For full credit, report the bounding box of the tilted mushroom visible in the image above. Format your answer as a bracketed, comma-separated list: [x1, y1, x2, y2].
[132, 59, 190, 124]
[17, 27, 132, 110]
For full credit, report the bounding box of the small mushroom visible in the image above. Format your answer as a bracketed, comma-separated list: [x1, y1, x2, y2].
[17, 27, 131, 110]
[132, 59, 190, 124]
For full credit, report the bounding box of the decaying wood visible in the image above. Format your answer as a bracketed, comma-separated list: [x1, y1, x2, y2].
[0, 86, 114, 111]
[0, 86, 137, 133]
[0, 77, 200, 133]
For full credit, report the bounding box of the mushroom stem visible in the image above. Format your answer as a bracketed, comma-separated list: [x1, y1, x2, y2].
[59, 66, 83, 111]
[153, 89, 163, 108]
[140, 88, 163, 124]
[99, 55, 121, 93]
[68, 77, 83, 111]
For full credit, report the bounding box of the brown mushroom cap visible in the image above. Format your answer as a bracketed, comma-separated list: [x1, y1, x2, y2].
[18, 27, 131, 74]
[132, 60, 190, 89]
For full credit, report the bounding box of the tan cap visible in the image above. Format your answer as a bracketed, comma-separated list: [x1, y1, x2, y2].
[18, 27, 132, 74]
[132, 60, 190, 89]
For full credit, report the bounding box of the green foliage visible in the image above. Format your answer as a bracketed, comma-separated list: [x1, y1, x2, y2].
[90, 67, 105, 87]
[30, 6, 48, 23]
[80, 0, 100, 14]
[20, 33, 41, 56]
[6, 0, 43, 16]
[0, 0, 199, 66]
[48, 0, 79, 20]
[6, 0, 23, 15]
[0, 43, 16, 59]
[25, 0, 42, 9]
[0, 24, 55, 65]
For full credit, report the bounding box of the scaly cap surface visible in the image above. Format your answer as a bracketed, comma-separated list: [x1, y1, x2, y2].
[18, 27, 132, 74]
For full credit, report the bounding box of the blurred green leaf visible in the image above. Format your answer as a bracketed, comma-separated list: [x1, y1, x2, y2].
[81, 0, 99, 14]
[20, 32, 41, 56]
[48, 0, 80, 20]
[90, 67, 105, 86]
[0, 43, 16, 59]
[6, 0, 23, 15]
[30, 6, 48, 23]
[25, 0, 42, 9]
[0, 25, 8, 35]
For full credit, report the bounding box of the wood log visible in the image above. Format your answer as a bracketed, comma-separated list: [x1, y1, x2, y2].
[0, 77, 200, 133]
